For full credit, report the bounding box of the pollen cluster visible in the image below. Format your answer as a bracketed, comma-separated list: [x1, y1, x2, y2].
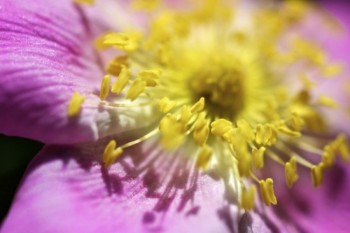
[70, 0, 349, 211]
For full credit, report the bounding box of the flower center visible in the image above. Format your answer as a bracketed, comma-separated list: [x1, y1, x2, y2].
[189, 57, 245, 119]
[70, 0, 350, 211]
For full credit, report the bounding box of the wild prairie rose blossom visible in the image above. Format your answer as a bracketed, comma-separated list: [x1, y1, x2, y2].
[0, 0, 350, 232]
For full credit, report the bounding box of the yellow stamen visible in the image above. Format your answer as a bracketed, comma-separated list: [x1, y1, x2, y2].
[91, 0, 348, 210]
[322, 145, 335, 167]
[285, 157, 299, 188]
[278, 125, 301, 137]
[322, 64, 342, 77]
[252, 147, 265, 169]
[237, 120, 255, 142]
[100, 75, 111, 100]
[179, 106, 192, 124]
[195, 144, 213, 169]
[106, 56, 128, 76]
[311, 163, 324, 187]
[158, 97, 176, 113]
[111, 66, 131, 95]
[317, 95, 338, 108]
[241, 186, 256, 211]
[211, 119, 233, 138]
[68, 92, 85, 117]
[131, 0, 160, 10]
[193, 123, 209, 146]
[259, 178, 277, 206]
[102, 140, 123, 168]
[255, 124, 277, 146]
[138, 69, 161, 87]
[237, 149, 252, 177]
[191, 97, 205, 113]
[74, 0, 94, 5]
[126, 79, 146, 101]
[335, 134, 350, 161]
[101, 32, 140, 51]
[159, 114, 185, 149]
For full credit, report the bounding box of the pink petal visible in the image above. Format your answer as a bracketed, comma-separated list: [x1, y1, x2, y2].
[0, 0, 107, 144]
[273, 164, 350, 233]
[1, 143, 273, 233]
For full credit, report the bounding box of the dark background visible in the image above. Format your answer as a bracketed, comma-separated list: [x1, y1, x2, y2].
[0, 135, 43, 224]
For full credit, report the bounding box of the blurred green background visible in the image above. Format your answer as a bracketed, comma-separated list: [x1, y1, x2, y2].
[0, 135, 43, 224]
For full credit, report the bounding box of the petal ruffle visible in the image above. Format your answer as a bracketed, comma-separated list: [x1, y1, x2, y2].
[0, 0, 109, 144]
[1, 143, 273, 233]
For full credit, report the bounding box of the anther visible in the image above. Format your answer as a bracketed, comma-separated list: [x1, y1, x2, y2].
[211, 119, 232, 137]
[179, 106, 192, 124]
[195, 145, 213, 169]
[317, 95, 337, 108]
[255, 124, 277, 146]
[74, 0, 94, 5]
[335, 134, 350, 161]
[68, 92, 85, 117]
[159, 114, 185, 149]
[321, 145, 335, 167]
[126, 79, 146, 101]
[311, 163, 324, 187]
[237, 119, 255, 142]
[285, 157, 299, 187]
[111, 66, 131, 95]
[158, 97, 176, 113]
[193, 123, 209, 146]
[237, 149, 252, 177]
[138, 69, 161, 87]
[191, 97, 205, 113]
[106, 56, 128, 76]
[252, 147, 265, 169]
[102, 140, 123, 168]
[259, 178, 277, 206]
[101, 32, 140, 51]
[100, 75, 111, 100]
[241, 186, 256, 210]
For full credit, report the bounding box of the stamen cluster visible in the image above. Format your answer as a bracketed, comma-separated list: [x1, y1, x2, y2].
[70, 0, 350, 210]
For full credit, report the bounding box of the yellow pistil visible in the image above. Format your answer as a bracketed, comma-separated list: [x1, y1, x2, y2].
[74, 0, 349, 211]
[68, 92, 85, 117]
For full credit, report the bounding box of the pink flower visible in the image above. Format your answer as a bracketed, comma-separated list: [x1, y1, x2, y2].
[0, 0, 349, 232]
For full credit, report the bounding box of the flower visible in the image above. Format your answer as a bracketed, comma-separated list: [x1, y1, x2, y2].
[0, 0, 350, 232]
